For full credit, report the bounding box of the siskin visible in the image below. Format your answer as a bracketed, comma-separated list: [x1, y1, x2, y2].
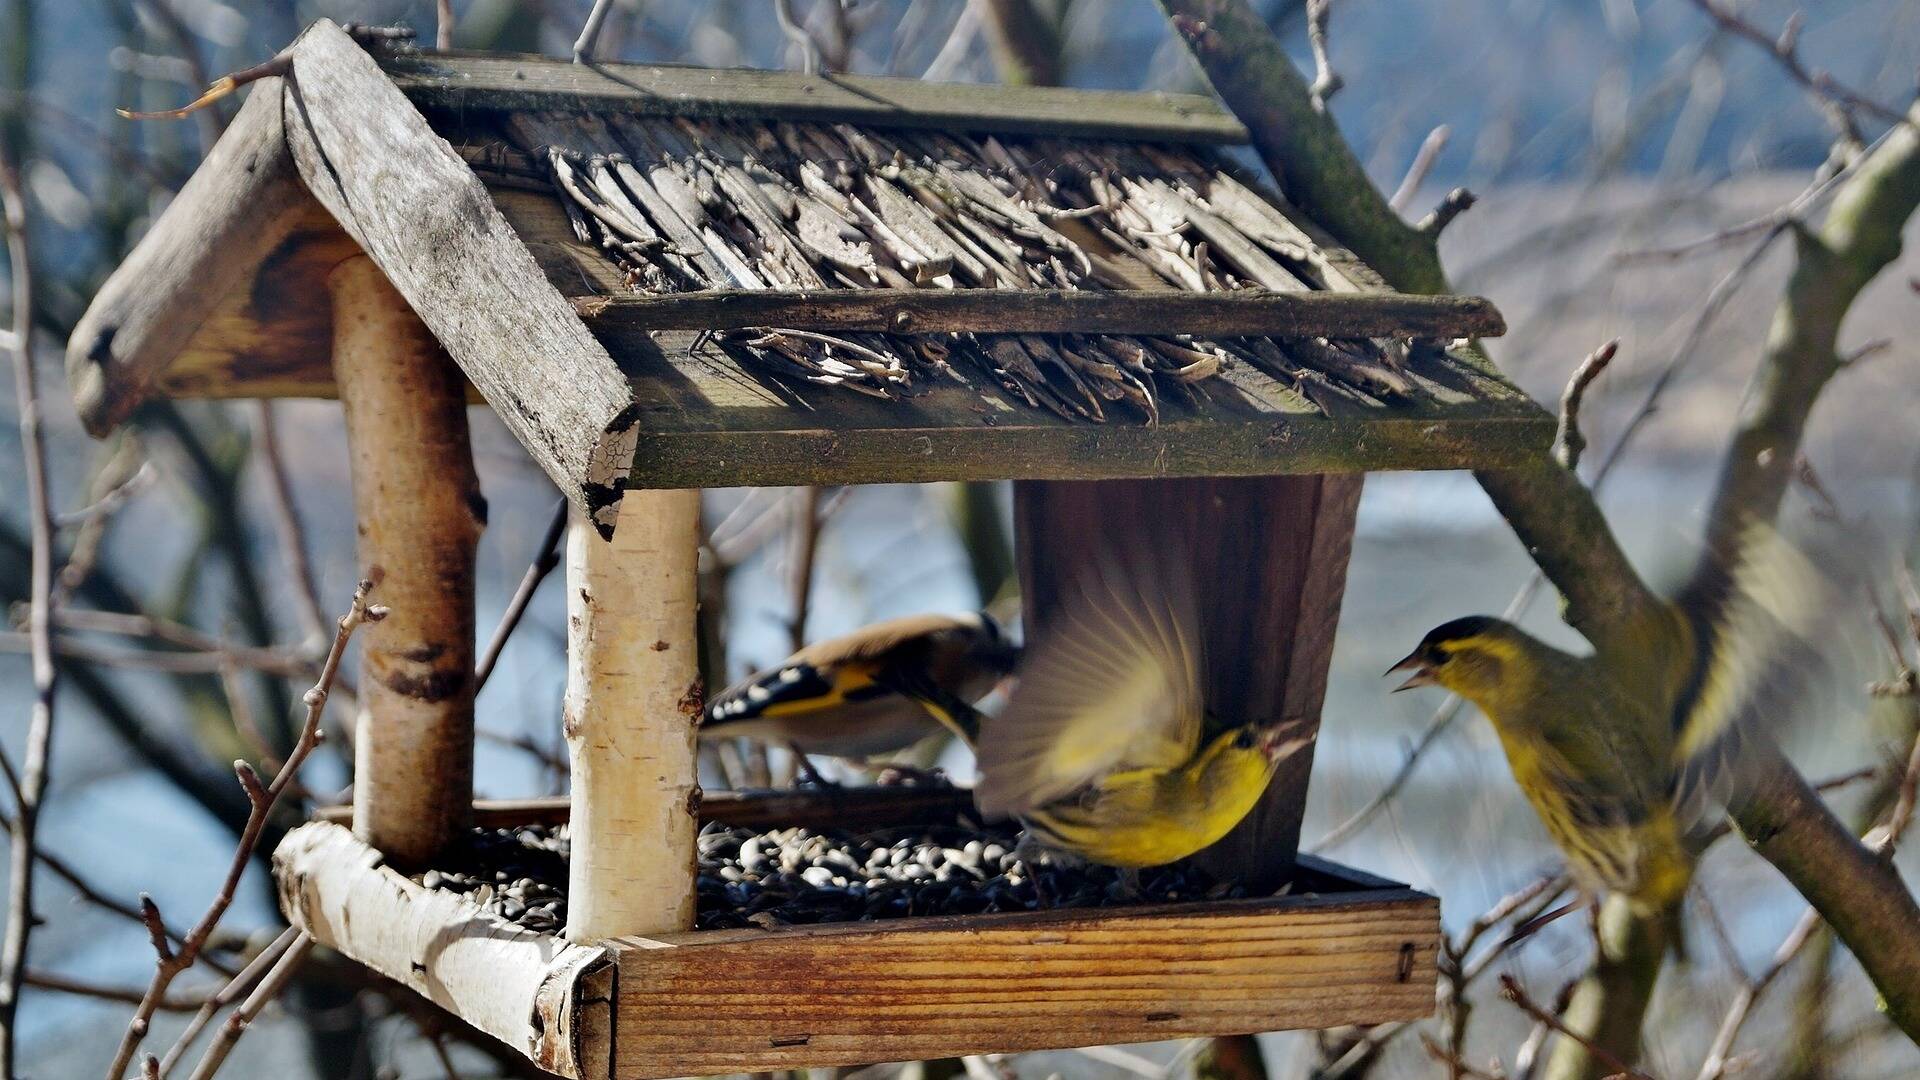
[972, 557, 1310, 871]
[702, 612, 1018, 767]
[1387, 525, 1844, 914]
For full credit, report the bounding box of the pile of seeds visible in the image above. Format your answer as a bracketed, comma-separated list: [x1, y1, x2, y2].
[417, 819, 1252, 933]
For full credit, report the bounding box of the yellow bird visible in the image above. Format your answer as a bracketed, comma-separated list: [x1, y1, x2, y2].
[703, 612, 1017, 765]
[972, 557, 1310, 870]
[1386, 525, 1842, 914]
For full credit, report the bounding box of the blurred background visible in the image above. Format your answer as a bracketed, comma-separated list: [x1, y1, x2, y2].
[1, 0, 1917, 1076]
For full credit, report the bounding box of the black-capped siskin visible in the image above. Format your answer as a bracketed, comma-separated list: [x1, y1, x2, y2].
[703, 611, 1018, 763]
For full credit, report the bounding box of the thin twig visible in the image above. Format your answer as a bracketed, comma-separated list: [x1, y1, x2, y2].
[104, 583, 384, 1080]
[786, 487, 825, 653]
[1686, 0, 1908, 138]
[182, 933, 314, 1080]
[1304, 0, 1341, 111]
[250, 402, 329, 649]
[1389, 124, 1450, 214]
[1554, 339, 1620, 471]
[476, 498, 568, 691]
[573, 0, 618, 63]
[156, 928, 301, 1078]
[23, 970, 209, 1011]
[1417, 187, 1477, 238]
[774, 0, 829, 75]
[0, 130, 54, 1080]
[1500, 974, 1653, 1080]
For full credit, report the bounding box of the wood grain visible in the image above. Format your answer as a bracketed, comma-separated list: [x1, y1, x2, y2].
[284, 20, 638, 534]
[314, 785, 984, 833]
[275, 822, 614, 1079]
[63, 77, 348, 433]
[572, 288, 1506, 339]
[603, 888, 1438, 1076]
[562, 492, 701, 940]
[332, 256, 482, 870]
[383, 50, 1247, 144]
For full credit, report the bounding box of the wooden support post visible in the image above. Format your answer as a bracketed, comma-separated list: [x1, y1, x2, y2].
[1015, 474, 1362, 891]
[331, 255, 483, 869]
[563, 488, 702, 940]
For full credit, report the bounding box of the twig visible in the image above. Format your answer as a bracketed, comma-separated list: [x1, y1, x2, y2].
[250, 402, 329, 649]
[436, 0, 455, 49]
[475, 498, 568, 691]
[156, 928, 301, 1078]
[1554, 339, 1620, 471]
[1389, 124, 1450, 214]
[1416, 187, 1477, 238]
[1499, 974, 1653, 1080]
[0, 131, 55, 1080]
[1417, 1034, 1502, 1080]
[1685, 0, 1908, 139]
[54, 460, 153, 528]
[23, 970, 209, 1011]
[182, 933, 314, 1080]
[573, 0, 618, 63]
[775, 0, 830, 75]
[786, 487, 825, 652]
[0, 626, 317, 679]
[1303, 0, 1341, 111]
[1693, 907, 1822, 1080]
[104, 583, 384, 1080]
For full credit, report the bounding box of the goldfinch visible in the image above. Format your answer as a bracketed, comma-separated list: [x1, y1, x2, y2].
[972, 556, 1311, 870]
[703, 612, 1017, 762]
[1387, 524, 1845, 913]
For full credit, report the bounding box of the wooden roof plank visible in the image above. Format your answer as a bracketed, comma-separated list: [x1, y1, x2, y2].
[379, 50, 1248, 145]
[284, 20, 639, 533]
[571, 288, 1506, 339]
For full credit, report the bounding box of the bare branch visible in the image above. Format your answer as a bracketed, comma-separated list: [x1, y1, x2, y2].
[1686, 0, 1908, 140]
[436, 0, 455, 50]
[250, 402, 329, 648]
[155, 928, 301, 1078]
[1304, 0, 1341, 111]
[1389, 124, 1450, 214]
[475, 498, 568, 691]
[23, 970, 208, 1011]
[181, 933, 313, 1080]
[573, 0, 618, 64]
[774, 0, 829, 75]
[0, 121, 56, 1080]
[1553, 339, 1620, 471]
[1500, 974, 1653, 1080]
[104, 583, 383, 1079]
[1416, 187, 1478, 239]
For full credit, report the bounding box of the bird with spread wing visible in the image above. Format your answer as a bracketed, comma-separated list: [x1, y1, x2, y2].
[972, 554, 1311, 872]
[1386, 522, 1853, 915]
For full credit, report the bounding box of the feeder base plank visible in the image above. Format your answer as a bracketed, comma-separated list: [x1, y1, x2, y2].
[603, 889, 1438, 1077]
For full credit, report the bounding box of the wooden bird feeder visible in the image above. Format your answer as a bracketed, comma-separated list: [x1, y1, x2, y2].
[68, 21, 1553, 1078]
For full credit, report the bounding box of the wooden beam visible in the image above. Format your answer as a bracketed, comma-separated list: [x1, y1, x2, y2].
[284, 20, 639, 535]
[380, 51, 1247, 145]
[604, 888, 1437, 1076]
[315, 785, 982, 832]
[331, 255, 482, 870]
[563, 489, 701, 941]
[64, 77, 319, 435]
[572, 288, 1505, 339]
[275, 822, 613, 1079]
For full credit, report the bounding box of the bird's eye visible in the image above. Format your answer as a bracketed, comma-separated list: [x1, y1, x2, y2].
[1234, 729, 1255, 750]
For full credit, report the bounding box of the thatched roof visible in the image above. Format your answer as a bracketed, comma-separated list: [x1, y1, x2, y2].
[67, 21, 1549, 534]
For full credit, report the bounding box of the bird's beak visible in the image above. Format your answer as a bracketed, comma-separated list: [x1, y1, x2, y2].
[1256, 719, 1314, 761]
[1385, 651, 1437, 693]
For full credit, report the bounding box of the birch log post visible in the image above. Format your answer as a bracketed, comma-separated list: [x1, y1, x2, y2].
[331, 254, 483, 869]
[563, 488, 702, 940]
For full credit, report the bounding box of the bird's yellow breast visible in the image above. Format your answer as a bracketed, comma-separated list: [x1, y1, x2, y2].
[1023, 746, 1276, 869]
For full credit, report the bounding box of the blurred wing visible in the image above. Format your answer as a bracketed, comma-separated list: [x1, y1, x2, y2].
[972, 553, 1203, 819]
[1668, 520, 1863, 818]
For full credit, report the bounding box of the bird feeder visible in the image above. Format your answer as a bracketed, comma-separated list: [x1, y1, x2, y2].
[67, 21, 1552, 1078]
